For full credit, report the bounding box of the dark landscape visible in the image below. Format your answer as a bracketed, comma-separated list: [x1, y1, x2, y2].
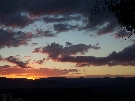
[0, 77, 135, 101]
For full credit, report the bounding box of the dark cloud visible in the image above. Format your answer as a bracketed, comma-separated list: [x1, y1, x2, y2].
[33, 47, 42, 53]
[31, 43, 38, 46]
[59, 56, 108, 66]
[92, 42, 100, 50]
[65, 42, 73, 47]
[97, 22, 117, 36]
[0, 0, 121, 36]
[0, 1, 33, 28]
[42, 31, 56, 37]
[0, 0, 131, 40]
[0, 0, 83, 21]
[34, 29, 56, 38]
[0, 13, 33, 28]
[59, 44, 135, 67]
[5, 56, 31, 68]
[0, 0, 84, 29]
[21, 0, 82, 15]
[0, 0, 20, 15]
[34, 43, 135, 67]
[75, 63, 90, 67]
[0, 65, 11, 68]
[53, 23, 80, 33]
[0, 28, 33, 48]
[36, 60, 44, 65]
[33, 42, 100, 60]
[35, 58, 46, 65]
[53, 24, 70, 32]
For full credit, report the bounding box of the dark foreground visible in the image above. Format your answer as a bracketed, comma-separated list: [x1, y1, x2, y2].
[0, 77, 135, 101]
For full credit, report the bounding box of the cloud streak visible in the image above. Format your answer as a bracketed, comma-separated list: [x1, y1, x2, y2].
[4, 56, 31, 68]
[42, 15, 81, 23]
[0, 67, 79, 77]
[59, 44, 135, 67]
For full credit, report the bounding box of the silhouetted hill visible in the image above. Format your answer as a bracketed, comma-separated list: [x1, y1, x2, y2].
[0, 77, 135, 101]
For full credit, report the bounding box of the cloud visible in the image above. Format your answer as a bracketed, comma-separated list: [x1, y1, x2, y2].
[97, 22, 117, 36]
[42, 15, 82, 23]
[0, 0, 88, 19]
[35, 58, 46, 65]
[5, 56, 31, 68]
[0, 0, 85, 29]
[75, 63, 90, 67]
[33, 43, 135, 67]
[92, 42, 100, 50]
[0, 28, 33, 48]
[53, 23, 80, 33]
[0, 65, 11, 68]
[21, 0, 84, 15]
[53, 23, 71, 32]
[65, 42, 73, 47]
[0, 67, 79, 77]
[34, 29, 56, 38]
[0, 13, 33, 28]
[0, 0, 32, 28]
[59, 56, 108, 66]
[0, 0, 122, 37]
[33, 47, 42, 53]
[31, 43, 38, 46]
[33, 42, 100, 60]
[59, 44, 135, 67]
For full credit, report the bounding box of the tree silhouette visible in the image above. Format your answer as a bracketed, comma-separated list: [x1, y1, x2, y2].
[105, 0, 135, 33]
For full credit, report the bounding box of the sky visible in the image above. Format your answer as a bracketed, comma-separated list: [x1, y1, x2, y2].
[0, 0, 135, 79]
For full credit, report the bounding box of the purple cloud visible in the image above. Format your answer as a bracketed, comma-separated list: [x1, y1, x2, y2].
[33, 42, 100, 60]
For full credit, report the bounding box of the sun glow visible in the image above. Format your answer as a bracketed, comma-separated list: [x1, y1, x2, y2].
[27, 76, 35, 80]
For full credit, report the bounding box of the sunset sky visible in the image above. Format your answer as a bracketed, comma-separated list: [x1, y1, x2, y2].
[0, 0, 135, 79]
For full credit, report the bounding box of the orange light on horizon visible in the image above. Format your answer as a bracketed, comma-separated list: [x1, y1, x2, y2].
[26, 76, 35, 80]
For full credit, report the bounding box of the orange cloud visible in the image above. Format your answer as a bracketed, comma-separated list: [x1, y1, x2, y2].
[0, 67, 79, 79]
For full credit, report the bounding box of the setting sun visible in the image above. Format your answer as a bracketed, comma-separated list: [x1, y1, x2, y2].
[27, 76, 35, 80]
